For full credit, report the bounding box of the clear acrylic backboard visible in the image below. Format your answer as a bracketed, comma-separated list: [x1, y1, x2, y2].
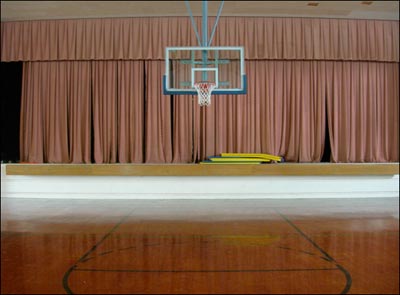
[163, 46, 247, 95]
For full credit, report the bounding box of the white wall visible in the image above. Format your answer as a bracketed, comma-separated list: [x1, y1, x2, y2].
[1, 164, 399, 199]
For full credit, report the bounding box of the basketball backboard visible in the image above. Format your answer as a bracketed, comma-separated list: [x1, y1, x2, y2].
[163, 46, 247, 95]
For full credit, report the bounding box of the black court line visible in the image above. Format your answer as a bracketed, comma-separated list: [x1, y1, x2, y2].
[276, 210, 353, 294]
[63, 209, 352, 294]
[277, 246, 318, 256]
[79, 242, 165, 263]
[73, 267, 339, 273]
[62, 209, 136, 294]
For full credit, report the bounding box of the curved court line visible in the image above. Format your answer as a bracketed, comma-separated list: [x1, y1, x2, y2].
[79, 242, 182, 264]
[277, 245, 319, 256]
[277, 245, 337, 263]
[276, 211, 353, 294]
[78, 235, 280, 265]
[62, 210, 135, 294]
[63, 209, 352, 294]
[73, 267, 340, 273]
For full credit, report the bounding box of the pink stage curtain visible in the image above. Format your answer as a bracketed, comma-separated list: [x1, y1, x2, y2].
[144, 61, 173, 163]
[20, 61, 91, 163]
[326, 61, 399, 162]
[18, 59, 399, 164]
[84, 60, 146, 164]
[2, 17, 398, 62]
[193, 60, 327, 162]
[20, 60, 144, 163]
[68, 62, 92, 163]
[117, 61, 144, 163]
[92, 60, 144, 164]
[172, 95, 197, 163]
[14, 16, 399, 164]
[91, 61, 118, 163]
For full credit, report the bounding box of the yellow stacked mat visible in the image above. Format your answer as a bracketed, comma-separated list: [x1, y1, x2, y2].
[221, 153, 283, 162]
[200, 158, 266, 164]
[199, 153, 284, 164]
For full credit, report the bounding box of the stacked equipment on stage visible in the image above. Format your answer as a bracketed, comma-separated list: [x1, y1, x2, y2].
[200, 153, 285, 164]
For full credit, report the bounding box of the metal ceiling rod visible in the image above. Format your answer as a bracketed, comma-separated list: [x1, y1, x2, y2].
[202, 0, 208, 47]
[184, 0, 202, 46]
[208, 1, 224, 46]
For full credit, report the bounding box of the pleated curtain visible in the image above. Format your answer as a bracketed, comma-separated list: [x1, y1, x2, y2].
[2, 17, 398, 62]
[20, 60, 145, 163]
[10, 17, 399, 163]
[20, 61, 91, 163]
[326, 61, 399, 162]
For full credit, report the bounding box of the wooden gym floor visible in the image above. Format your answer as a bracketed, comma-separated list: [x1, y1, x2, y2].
[1, 197, 399, 294]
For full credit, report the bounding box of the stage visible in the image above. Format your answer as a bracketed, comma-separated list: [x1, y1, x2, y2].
[5, 163, 399, 176]
[2, 163, 399, 200]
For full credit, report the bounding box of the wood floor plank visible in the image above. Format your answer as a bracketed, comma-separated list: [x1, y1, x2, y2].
[1, 198, 398, 294]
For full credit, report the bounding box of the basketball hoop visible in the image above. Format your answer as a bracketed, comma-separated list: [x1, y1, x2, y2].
[194, 82, 216, 106]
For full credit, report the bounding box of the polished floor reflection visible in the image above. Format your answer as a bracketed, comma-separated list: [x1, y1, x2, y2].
[1, 198, 399, 294]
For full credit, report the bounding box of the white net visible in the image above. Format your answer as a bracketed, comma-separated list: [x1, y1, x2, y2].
[194, 82, 216, 106]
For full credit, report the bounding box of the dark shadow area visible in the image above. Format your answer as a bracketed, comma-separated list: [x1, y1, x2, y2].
[321, 104, 332, 163]
[1, 62, 23, 163]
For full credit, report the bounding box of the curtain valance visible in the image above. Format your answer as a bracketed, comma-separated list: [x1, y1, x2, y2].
[2, 17, 398, 62]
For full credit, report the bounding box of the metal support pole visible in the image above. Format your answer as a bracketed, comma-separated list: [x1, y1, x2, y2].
[202, 0, 208, 81]
[185, 1, 202, 46]
[202, 0, 208, 47]
[208, 1, 224, 46]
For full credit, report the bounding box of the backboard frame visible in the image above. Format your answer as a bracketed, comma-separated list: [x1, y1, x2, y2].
[163, 46, 247, 95]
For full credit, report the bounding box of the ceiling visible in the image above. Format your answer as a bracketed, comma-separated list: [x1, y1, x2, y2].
[1, 1, 399, 22]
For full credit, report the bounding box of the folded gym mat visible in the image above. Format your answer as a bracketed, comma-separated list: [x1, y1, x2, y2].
[208, 156, 271, 163]
[220, 153, 283, 162]
[200, 160, 262, 164]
